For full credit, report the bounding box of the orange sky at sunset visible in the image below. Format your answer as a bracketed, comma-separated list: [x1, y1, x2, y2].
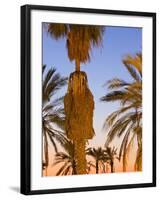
[42, 136, 138, 176]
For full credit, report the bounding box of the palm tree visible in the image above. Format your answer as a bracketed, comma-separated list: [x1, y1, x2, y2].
[47, 23, 104, 174]
[101, 53, 142, 171]
[86, 147, 106, 174]
[47, 24, 104, 71]
[42, 65, 67, 175]
[53, 138, 77, 175]
[105, 146, 117, 173]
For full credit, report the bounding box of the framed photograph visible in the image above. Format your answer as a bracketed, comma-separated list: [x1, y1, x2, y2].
[21, 4, 156, 195]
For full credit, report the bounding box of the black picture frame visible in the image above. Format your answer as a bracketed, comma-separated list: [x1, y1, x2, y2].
[21, 4, 156, 195]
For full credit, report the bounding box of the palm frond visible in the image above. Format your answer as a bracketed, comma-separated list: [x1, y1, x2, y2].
[134, 145, 142, 171]
[123, 53, 142, 77]
[47, 133, 58, 153]
[42, 65, 46, 74]
[105, 116, 132, 146]
[100, 91, 126, 102]
[56, 163, 70, 176]
[61, 165, 72, 175]
[52, 138, 76, 175]
[107, 78, 129, 89]
[42, 65, 67, 173]
[47, 23, 104, 65]
[48, 24, 68, 40]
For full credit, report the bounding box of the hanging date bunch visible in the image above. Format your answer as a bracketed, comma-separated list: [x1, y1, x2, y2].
[64, 71, 95, 174]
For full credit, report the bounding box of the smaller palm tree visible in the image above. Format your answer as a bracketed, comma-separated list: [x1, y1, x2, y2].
[42, 65, 67, 175]
[53, 138, 77, 175]
[100, 53, 142, 171]
[86, 147, 106, 174]
[105, 146, 118, 173]
[86, 161, 96, 174]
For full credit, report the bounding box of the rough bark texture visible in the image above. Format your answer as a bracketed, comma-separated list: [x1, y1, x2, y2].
[74, 140, 86, 174]
[75, 59, 80, 72]
[64, 71, 95, 174]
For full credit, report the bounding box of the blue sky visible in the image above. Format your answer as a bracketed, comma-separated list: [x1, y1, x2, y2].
[43, 25, 142, 147]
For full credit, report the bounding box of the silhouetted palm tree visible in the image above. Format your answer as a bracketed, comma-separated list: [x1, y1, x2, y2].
[53, 138, 77, 175]
[105, 146, 118, 173]
[43, 65, 67, 175]
[101, 53, 142, 171]
[86, 147, 106, 174]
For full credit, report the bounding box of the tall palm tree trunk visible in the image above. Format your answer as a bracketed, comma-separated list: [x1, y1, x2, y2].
[75, 59, 80, 72]
[74, 140, 86, 174]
